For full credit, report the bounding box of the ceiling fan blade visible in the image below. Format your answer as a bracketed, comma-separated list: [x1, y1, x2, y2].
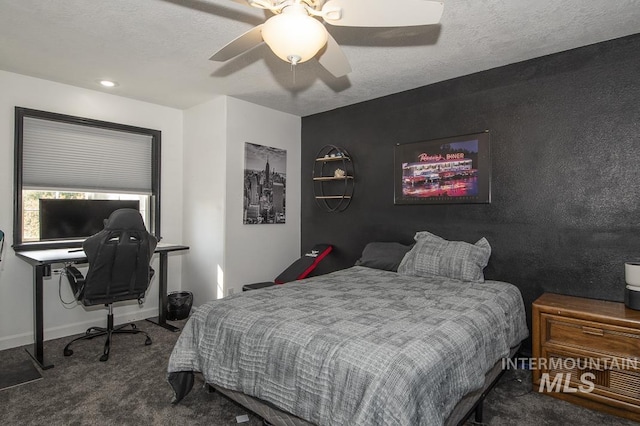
[322, 0, 444, 27]
[230, 0, 277, 10]
[317, 34, 352, 77]
[210, 24, 264, 62]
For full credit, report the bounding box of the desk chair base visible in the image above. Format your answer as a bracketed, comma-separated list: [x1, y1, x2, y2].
[63, 304, 152, 362]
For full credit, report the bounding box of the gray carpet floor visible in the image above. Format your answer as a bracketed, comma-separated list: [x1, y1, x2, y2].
[0, 318, 638, 425]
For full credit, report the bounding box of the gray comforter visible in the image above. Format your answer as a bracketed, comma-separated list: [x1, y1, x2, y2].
[168, 266, 528, 425]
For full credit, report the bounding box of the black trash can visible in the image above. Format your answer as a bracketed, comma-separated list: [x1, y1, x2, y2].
[166, 291, 193, 321]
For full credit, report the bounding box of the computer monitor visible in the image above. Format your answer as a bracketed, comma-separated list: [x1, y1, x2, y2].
[39, 199, 140, 241]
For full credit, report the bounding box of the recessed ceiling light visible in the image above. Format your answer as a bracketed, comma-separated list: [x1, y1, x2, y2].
[98, 80, 118, 88]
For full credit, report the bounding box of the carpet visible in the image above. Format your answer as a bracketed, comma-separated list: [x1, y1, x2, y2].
[0, 359, 42, 391]
[0, 319, 265, 425]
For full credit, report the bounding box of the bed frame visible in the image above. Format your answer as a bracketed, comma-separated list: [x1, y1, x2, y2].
[209, 345, 521, 426]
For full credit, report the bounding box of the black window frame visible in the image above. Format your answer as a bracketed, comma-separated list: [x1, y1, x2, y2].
[13, 107, 161, 251]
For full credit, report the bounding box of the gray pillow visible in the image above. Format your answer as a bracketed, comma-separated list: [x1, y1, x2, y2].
[397, 231, 491, 282]
[355, 242, 414, 272]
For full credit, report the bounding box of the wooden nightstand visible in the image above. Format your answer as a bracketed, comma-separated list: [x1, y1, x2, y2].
[532, 293, 640, 421]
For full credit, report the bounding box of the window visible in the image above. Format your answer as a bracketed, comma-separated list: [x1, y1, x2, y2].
[14, 107, 161, 250]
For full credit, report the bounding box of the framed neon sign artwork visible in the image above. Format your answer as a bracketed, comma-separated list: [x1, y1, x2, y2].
[394, 131, 491, 205]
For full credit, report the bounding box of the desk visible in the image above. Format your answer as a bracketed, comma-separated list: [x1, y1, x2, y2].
[16, 242, 189, 369]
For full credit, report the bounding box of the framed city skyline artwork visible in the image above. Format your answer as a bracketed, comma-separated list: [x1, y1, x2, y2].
[394, 131, 491, 205]
[243, 142, 287, 224]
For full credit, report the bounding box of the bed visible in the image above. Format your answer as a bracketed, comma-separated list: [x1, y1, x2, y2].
[168, 254, 528, 425]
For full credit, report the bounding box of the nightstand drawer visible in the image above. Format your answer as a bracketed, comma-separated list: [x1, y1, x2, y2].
[542, 349, 640, 407]
[542, 313, 640, 357]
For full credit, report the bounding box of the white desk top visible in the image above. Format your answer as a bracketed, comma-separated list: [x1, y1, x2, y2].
[16, 242, 188, 265]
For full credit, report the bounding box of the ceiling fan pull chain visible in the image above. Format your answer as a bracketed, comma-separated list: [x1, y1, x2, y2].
[291, 61, 297, 84]
[287, 54, 303, 85]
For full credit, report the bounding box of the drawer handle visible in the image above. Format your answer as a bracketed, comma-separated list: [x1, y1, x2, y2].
[582, 326, 604, 336]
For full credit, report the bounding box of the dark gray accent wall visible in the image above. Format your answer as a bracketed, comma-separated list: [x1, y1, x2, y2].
[301, 34, 640, 348]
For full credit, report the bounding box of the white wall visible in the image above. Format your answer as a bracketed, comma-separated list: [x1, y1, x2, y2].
[181, 96, 301, 301]
[182, 97, 227, 304]
[0, 70, 184, 350]
[224, 97, 301, 293]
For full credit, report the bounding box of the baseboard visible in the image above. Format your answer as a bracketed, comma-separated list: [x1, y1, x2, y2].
[0, 307, 159, 351]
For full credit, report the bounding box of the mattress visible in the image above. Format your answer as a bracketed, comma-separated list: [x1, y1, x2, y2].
[168, 266, 528, 425]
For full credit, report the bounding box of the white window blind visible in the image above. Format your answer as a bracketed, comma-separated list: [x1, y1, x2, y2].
[22, 117, 153, 193]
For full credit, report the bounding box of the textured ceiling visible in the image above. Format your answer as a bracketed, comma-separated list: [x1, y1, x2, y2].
[0, 0, 638, 117]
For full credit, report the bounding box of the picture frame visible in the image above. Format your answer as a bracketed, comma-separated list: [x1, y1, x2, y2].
[243, 142, 287, 224]
[394, 131, 491, 205]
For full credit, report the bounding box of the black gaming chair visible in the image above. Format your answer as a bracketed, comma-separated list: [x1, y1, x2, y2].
[63, 208, 158, 362]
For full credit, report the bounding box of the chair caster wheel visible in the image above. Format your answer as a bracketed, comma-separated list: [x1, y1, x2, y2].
[99, 354, 109, 362]
[63, 348, 73, 356]
[145, 337, 152, 345]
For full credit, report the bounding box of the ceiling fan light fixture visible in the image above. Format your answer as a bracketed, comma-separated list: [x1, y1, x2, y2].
[261, 4, 328, 64]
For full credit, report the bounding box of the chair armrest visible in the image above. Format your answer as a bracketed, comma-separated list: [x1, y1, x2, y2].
[65, 265, 85, 299]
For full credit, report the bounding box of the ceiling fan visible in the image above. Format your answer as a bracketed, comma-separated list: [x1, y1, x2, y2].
[210, 0, 444, 77]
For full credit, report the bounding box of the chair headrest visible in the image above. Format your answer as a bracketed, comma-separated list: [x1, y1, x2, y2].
[104, 208, 147, 231]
